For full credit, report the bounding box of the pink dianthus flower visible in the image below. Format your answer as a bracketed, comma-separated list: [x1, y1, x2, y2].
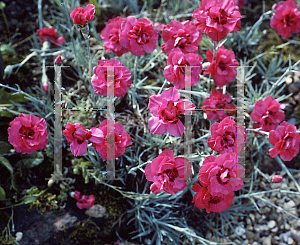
[204, 45, 238, 87]
[88, 119, 131, 161]
[63, 123, 89, 157]
[251, 96, 285, 134]
[73, 190, 95, 209]
[208, 116, 246, 155]
[70, 4, 95, 26]
[163, 48, 202, 89]
[201, 89, 236, 121]
[148, 87, 195, 137]
[36, 28, 65, 48]
[192, 183, 234, 213]
[192, 0, 241, 42]
[119, 16, 158, 56]
[100, 16, 129, 56]
[145, 149, 192, 194]
[269, 121, 300, 161]
[161, 20, 202, 54]
[8, 113, 48, 154]
[270, 0, 300, 39]
[91, 59, 132, 97]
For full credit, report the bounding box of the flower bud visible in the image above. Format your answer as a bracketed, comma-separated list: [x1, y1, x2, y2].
[43, 83, 49, 92]
[272, 175, 282, 183]
[55, 55, 61, 66]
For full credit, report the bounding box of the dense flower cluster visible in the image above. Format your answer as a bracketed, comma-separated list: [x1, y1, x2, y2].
[70, 4, 95, 26]
[161, 20, 202, 54]
[145, 149, 192, 194]
[201, 89, 236, 121]
[192, 153, 244, 213]
[8, 114, 48, 154]
[204, 45, 238, 87]
[91, 59, 132, 97]
[148, 87, 195, 137]
[36, 27, 65, 48]
[270, 0, 300, 39]
[163, 48, 202, 89]
[192, 0, 241, 42]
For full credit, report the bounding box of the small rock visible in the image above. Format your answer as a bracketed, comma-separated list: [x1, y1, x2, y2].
[287, 237, 294, 245]
[262, 235, 272, 245]
[246, 218, 251, 225]
[235, 226, 245, 236]
[284, 200, 296, 209]
[15, 232, 23, 242]
[249, 213, 255, 222]
[246, 231, 256, 240]
[285, 223, 290, 230]
[85, 204, 106, 218]
[252, 242, 259, 245]
[291, 227, 300, 242]
[280, 231, 292, 243]
[267, 220, 276, 229]
[271, 226, 278, 233]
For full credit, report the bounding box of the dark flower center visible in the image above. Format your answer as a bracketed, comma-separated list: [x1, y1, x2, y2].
[219, 61, 227, 71]
[222, 131, 235, 147]
[216, 166, 230, 185]
[209, 7, 228, 25]
[19, 126, 35, 138]
[161, 101, 178, 121]
[160, 168, 179, 182]
[208, 195, 222, 204]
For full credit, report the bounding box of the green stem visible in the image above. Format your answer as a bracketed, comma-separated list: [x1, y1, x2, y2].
[1, 8, 11, 43]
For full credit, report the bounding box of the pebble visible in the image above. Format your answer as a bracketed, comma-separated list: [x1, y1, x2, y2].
[283, 200, 296, 209]
[249, 213, 255, 222]
[267, 220, 276, 229]
[279, 231, 292, 243]
[285, 223, 290, 230]
[15, 232, 23, 242]
[262, 235, 271, 245]
[291, 227, 300, 242]
[287, 237, 294, 245]
[271, 226, 278, 233]
[252, 242, 259, 245]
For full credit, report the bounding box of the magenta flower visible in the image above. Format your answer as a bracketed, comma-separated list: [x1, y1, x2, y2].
[73, 190, 95, 209]
[204, 45, 238, 87]
[208, 116, 246, 155]
[192, 183, 234, 213]
[91, 59, 132, 97]
[272, 175, 283, 183]
[119, 16, 158, 56]
[148, 87, 196, 137]
[201, 89, 236, 121]
[269, 121, 300, 161]
[199, 153, 244, 196]
[70, 4, 95, 26]
[36, 28, 65, 48]
[145, 149, 192, 194]
[161, 20, 202, 54]
[154, 22, 166, 32]
[192, 0, 241, 42]
[163, 48, 202, 89]
[100, 16, 129, 56]
[270, 0, 300, 39]
[88, 119, 131, 161]
[63, 123, 88, 157]
[251, 96, 285, 134]
[8, 113, 48, 154]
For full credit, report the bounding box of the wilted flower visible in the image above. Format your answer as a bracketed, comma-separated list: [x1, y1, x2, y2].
[201, 89, 236, 121]
[208, 116, 246, 155]
[63, 123, 88, 157]
[8, 113, 48, 154]
[148, 87, 196, 137]
[193, 0, 241, 42]
[199, 153, 245, 196]
[161, 20, 202, 54]
[73, 190, 95, 209]
[251, 96, 285, 134]
[70, 4, 95, 26]
[36, 28, 65, 48]
[88, 119, 131, 161]
[269, 121, 300, 161]
[119, 16, 158, 56]
[100, 16, 129, 56]
[163, 48, 202, 89]
[192, 183, 234, 213]
[270, 0, 300, 39]
[204, 45, 238, 87]
[145, 149, 192, 194]
[272, 175, 283, 183]
[91, 59, 132, 97]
